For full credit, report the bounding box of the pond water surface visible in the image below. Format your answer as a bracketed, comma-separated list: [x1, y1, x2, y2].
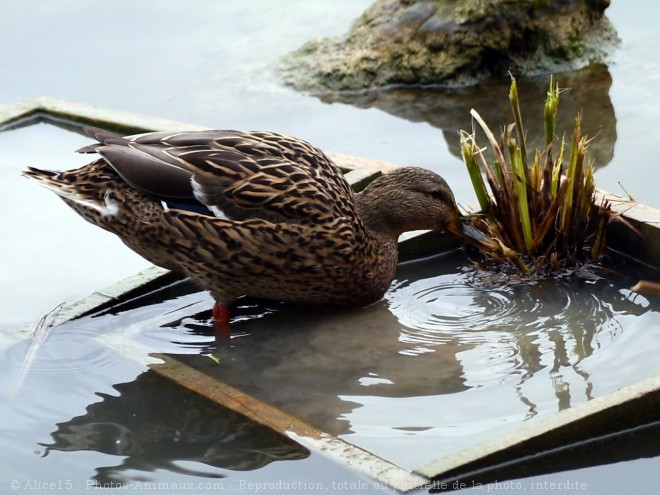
[76, 251, 660, 471]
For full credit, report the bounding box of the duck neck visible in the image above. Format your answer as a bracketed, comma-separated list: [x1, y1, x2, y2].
[355, 190, 404, 243]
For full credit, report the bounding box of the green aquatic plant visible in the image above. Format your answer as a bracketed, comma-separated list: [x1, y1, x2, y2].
[458, 75, 623, 273]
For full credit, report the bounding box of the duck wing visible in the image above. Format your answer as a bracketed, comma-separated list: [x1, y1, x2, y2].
[79, 127, 357, 224]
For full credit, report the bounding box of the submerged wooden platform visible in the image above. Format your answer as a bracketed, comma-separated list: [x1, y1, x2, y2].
[3, 98, 660, 492]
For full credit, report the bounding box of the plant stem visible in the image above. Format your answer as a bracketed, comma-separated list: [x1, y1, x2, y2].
[511, 146, 534, 253]
[509, 75, 528, 172]
[460, 131, 492, 218]
[544, 75, 559, 147]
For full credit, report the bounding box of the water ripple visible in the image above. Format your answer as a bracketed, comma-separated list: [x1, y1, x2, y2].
[3, 319, 119, 377]
[384, 269, 638, 391]
[389, 272, 623, 345]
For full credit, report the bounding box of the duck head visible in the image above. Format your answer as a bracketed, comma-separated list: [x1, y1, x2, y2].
[356, 167, 461, 238]
[356, 166, 495, 250]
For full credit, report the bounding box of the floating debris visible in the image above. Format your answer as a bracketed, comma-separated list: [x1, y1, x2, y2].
[7, 302, 65, 399]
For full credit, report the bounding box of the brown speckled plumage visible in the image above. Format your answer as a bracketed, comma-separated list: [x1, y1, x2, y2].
[23, 127, 461, 312]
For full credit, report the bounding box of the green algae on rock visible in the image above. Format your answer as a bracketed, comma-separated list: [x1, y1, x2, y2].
[281, 0, 619, 92]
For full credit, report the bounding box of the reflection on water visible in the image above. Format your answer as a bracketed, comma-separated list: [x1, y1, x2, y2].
[41, 371, 308, 485]
[3, 249, 660, 473]
[389, 256, 644, 412]
[317, 65, 616, 170]
[3, 251, 658, 476]
[142, 249, 659, 469]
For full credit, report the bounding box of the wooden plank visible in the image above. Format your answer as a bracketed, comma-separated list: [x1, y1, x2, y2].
[148, 353, 431, 492]
[0, 96, 207, 134]
[0, 266, 172, 349]
[596, 189, 660, 267]
[0, 97, 401, 175]
[416, 372, 660, 484]
[0, 100, 41, 130]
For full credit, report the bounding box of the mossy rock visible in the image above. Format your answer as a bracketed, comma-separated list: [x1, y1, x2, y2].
[281, 0, 619, 92]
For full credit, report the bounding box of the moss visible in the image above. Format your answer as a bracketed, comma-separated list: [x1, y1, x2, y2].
[280, 0, 619, 93]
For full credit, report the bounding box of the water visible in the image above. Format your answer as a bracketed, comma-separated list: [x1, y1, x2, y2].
[0, 305, 389, 493]
[4, 249, 657, 490]
[3, 0, 660, 492]
[107, 252, 659, 470]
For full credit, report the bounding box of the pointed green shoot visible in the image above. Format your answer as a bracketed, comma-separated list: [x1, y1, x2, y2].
[511, 146, 534, 253]
[551, 137, 565, 198]
[509, 75, 528, 172]
[560, 115, 583, 236]
[460, 131, 492, 217]
[544, 75, 560, 147]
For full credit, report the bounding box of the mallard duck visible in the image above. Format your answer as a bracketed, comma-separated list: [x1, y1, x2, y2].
[24, 127, 473, 334]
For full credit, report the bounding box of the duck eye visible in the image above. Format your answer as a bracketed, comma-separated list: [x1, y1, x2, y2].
[429, 189, 449, 202]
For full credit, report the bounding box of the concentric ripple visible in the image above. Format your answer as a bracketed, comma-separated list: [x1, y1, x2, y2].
[3, 318, 120, 377]
[388, 273, 538, 342]
[389, 272, 623, 341]
[385, 269, 631, 387]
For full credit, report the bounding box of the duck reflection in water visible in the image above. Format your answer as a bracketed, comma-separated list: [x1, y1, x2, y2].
[44, 248, 660, 471]
[41, 372, 308, 485]
[125, 249, 655, 443]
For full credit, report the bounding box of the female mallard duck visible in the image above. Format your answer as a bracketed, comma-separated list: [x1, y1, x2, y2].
[24, 127, 473, 333]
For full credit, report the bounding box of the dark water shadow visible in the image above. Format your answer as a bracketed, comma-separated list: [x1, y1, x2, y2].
[152, 250, 658, 439]
[431, 420, 660, 492]
[41, 248, 660, 470]
[317, 65, 616, 169]
[40, 371, 308, 485]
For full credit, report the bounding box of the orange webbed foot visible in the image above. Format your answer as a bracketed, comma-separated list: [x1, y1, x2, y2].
[212, 302, 232, 343]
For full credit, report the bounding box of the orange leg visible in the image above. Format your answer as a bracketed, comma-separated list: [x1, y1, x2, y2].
[212, 301, 231, 342]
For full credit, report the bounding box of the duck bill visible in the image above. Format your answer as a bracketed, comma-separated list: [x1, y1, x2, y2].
[446, 217, 498, 251]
